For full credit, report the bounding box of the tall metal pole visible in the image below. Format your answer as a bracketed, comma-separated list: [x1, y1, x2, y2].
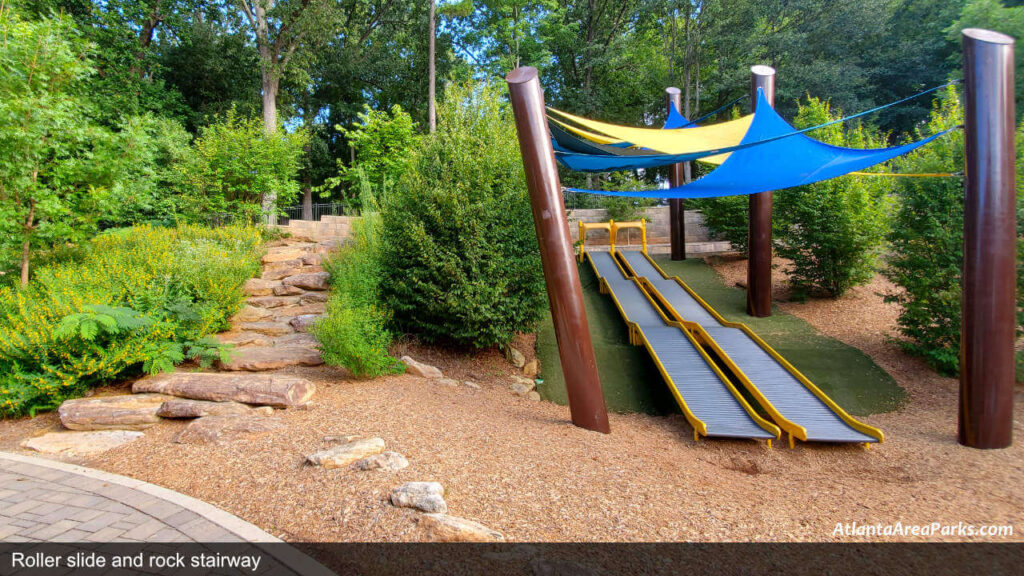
[959, 29, 1016, 449]
[667, 87, 688, 261]
[747, 65, 775, 318]
[506, 66, 610, 434]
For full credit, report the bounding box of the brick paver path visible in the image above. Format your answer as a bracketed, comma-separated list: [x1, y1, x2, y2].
[0, 452, 269, 543]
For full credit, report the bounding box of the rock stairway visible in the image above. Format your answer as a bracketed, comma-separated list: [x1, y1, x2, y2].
[218, 238, 337, 371]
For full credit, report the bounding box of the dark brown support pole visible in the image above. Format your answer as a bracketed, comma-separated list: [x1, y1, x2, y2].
[959, 29, 1016, 449]
[747, 65, 775, 318]
[506, 66, 610, 434]
[667, 87, 687, 260]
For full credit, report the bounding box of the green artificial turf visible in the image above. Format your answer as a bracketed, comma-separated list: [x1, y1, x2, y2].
[536, 255, 906, 417]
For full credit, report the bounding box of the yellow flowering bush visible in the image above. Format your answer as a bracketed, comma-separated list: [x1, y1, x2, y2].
[0, 224, 263, 417]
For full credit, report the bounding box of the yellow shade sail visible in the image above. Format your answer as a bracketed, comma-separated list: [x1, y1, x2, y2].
[547, 107, 754, 155]
[548, 116, 625, 145]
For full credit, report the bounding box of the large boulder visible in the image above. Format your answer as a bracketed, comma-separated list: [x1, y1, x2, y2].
[283, 272, 330, 291]
[401, 356, 442, 379]
[174, 415, 283, 445]
[219, 346, 323, 371]
[21, 430, 144, 456]
[307, 437, 385, 469]
[157, 399, 260, 418]
[58, 394, 171, 431]
[133, 373, 316, 407]
[418, 514, 504, 542]
[390, 482, 447, 514]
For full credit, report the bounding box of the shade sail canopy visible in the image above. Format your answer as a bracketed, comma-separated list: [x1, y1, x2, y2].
[547, 107, 754, 154]
[566, 89, 952, 199]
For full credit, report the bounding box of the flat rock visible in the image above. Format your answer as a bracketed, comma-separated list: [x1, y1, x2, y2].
[301, 254, 324, 266]
[248, 296, 300, 309]
[243, 278, 280, 296]
[506, 346, 526, 369]
[262, 260, 305, 280]
[298, 292, 329, 305]
[512, 376, 537, 391]
[58, 394, 171, 431]
[463, 381, 481, 390]
[262, 248, 307, 263]
[307, 437, 385, 469]
[511, 383, 532, 397]
[272, 332, 319, 347]
[220, 346, 323, 371]
[133, 373, 316, 407]
[237, 322, 294, 336]
[288, 314, 321, 332]
[232, 305, 272, 323]
[273, 284, 306, 296]
[418, 514, 504, 542]
[217, 331, 272, 347]
[436, 378, 459, 387]
[174, 415, 283, 445]
[401, 356, 442, 379]
[157, 399, 255, 418]
[352, 451, 409, 472]
[390, 482, 447, 514]
[21, 430, 144, 456]
[323, 434, 360, 443]
[527, 391, 541, 402]
[283, 272, 330, 291]
[275, 303, 327, 318]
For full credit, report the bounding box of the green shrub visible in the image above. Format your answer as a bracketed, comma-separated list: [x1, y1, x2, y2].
[312, 174, 404, 378]
[0, 224, 263, 417]
[689, 194, 750, 255]
[774, 97, 892, 298]
[885, 86, 1024, 374]
[379, 82, 546, 348]
[174, 109, 307, 222]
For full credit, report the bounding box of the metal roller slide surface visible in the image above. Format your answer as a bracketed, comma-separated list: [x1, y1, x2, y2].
[617, 250, 879, 444]
[586, 250, 775, 440]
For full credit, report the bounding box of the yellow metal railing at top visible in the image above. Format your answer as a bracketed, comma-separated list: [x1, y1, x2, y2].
[610, 220, 647, 254]
[578, 220, 648, 262]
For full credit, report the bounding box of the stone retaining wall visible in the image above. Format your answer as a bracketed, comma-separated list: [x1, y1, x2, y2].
[273, 207, 733, 254]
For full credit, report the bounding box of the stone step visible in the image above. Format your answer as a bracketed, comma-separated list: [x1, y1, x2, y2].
[248, 295, 301, 309]
[236, 321, 295, 336]
[274, 303, 327, 319]
[133, 372, 316, 407]
[217, 331, 273, 347]
[58, 394, 173, 431]
[219, 346, 323, 371]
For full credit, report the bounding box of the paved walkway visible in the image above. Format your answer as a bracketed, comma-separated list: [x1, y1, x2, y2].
[0, 452, 273, 543]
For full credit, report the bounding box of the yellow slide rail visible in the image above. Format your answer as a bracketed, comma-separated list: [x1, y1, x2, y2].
[583, 250, 780, 445]
[629, 252, 884, 447]
[577, 221, 613, 262]
[610, 220, 647, 254]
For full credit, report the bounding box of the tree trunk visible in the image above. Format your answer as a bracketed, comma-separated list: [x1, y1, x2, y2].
[261, 71, 279, 224]
[20, 198, 35, 288]
[428, 0, 437, 133]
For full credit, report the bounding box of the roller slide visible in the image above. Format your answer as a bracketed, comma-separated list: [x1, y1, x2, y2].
[616, 249, 883, 446]
[584, 249, 779, 442]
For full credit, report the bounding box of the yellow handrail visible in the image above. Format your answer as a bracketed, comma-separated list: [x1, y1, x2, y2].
[610, 220, 647, 254]
[578, 220, 615, 262]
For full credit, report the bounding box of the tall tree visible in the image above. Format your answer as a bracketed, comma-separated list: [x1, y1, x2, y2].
[429, 0, 437, 133]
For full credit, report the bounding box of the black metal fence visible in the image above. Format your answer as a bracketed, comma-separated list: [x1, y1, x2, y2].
[278, 202, 357, 224]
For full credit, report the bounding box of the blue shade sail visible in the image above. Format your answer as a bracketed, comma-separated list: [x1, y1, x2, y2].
[664, 104, 690, 129]
[566, 89, 953, 199]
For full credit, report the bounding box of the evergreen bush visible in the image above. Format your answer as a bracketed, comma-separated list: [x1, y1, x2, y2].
[378, 82, 546, 348]
[774, 97, 892, 298]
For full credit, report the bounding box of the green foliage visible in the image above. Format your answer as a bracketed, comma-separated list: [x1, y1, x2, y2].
[597, 172, 657, 222]
[93, 114, 194, 227]
[885, 85, 1024, 375]
[379, 82, 546, 348]
[313, 179, 404, 378]
[321, 104, 421, 206]
[948, 0, 1024, 120]
[173, 109, 308, 222]
[0, 5, 102, 280]
[690, 195, 750, 255]
[0, 224, 263, 417]
[775, 97, 892, 298]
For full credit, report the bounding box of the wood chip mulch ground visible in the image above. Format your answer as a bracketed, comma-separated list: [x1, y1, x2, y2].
[1, 258, 1022, 542]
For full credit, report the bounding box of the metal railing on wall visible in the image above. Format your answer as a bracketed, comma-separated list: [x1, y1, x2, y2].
[278, 203, 358, 224]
